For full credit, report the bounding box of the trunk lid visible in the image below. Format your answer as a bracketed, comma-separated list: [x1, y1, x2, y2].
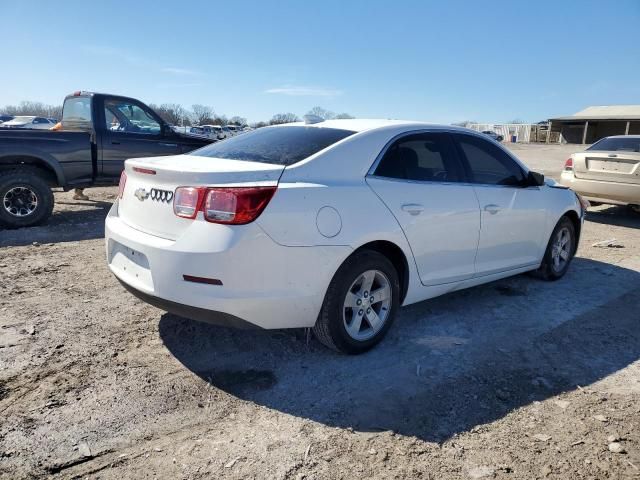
[118, 154, 284, 240]
[572, 151, 640, 185]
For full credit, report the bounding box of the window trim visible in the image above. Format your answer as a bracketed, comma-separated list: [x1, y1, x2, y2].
[450, 132, 529, 188]
[367, 129, 472, 185]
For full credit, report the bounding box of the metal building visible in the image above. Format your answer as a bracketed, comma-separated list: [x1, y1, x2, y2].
[548, 105, 640, 144]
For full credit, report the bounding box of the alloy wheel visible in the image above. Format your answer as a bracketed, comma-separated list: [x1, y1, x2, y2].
[3, 186, 38, 218]
[551, 226, 571, 272]
[342, 269, 392, 341]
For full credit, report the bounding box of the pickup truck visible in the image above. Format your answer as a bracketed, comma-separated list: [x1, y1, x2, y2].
[0, 91, 214, 228]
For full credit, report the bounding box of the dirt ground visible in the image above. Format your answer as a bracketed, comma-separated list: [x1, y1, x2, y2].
[1, 144, 639, 479]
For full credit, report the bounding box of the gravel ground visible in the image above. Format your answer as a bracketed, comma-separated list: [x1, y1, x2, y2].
[1, 144, 639, 479]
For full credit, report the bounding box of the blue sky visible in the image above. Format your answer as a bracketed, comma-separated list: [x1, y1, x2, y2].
[2, 0, 639, 123]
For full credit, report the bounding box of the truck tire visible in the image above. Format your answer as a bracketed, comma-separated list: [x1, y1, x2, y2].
[0, 168, 54, 229]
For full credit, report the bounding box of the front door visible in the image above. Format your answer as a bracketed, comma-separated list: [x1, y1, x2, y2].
[100, 98, 180, 179]
[452, 133, 546, 275]
[367, 131, 481, 286]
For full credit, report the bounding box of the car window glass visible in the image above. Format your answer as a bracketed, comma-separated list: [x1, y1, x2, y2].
[194, 126, 355, 165]
[374, 132, 463, 182]
[62, 97, 92, 123]
[455, 134, 524, 186]
[588, 137, 640, 153]
[104, 100, 160, 135]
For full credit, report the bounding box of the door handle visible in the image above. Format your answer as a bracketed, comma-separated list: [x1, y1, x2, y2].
[111, 141, 120, 145]
[401, 204, 425, 215]
[484, 204, 501, 214]
[159, 142, 178, 147]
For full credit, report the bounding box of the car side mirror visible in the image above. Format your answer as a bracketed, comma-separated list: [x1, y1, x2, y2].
[526, 170, 545, 187]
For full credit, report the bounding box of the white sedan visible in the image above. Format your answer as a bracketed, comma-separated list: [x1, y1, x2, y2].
[106, 119, 585, 354]
[0, 116, 56, 129]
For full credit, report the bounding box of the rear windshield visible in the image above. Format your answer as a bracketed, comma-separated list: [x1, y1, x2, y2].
[588, 137, 640, 153]
[62, 96, 93, 123]
[192, 126, 356, 165]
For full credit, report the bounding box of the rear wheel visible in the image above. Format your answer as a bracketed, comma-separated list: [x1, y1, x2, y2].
[0, 169, 54, 229]
[313, 250, 400, 354]
[531, 216, 576, 281]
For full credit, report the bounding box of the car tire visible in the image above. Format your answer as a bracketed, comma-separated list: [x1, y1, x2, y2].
[531, 216, 576, 281]
[0, 168, 54, 229]
[630, 204, 640, 214]
[313, 250, 401, 354]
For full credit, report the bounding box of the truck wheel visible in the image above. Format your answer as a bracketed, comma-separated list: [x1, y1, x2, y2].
[0, 169, 54, 229]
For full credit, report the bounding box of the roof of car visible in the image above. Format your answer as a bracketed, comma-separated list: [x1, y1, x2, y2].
[286, 118, 470, 133]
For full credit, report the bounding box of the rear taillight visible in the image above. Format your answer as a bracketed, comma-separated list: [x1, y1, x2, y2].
[203, 187, 276, 224]
[172, 186, 276, 224]
[174, 187, 204, 219]
[118, 171, 127, 199]
[564, 158, 573, 171]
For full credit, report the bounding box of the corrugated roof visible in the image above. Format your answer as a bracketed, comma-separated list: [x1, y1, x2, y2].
[551, 105, 640, 121]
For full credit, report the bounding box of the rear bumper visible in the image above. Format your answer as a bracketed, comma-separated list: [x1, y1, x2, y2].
[105, 202, 351, 329]
[560, 171, 640, 205]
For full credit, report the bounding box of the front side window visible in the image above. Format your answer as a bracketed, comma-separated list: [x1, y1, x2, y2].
[455, 134, 525, 186]
[104, 100, 161, 135]
[193, 126, 355, 165]
[374, 132, 464, 183]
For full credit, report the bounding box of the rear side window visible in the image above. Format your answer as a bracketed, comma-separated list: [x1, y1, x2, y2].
[193, 126, 355, 165]
[588, 137, 640, 153]
[374, 132, 464, 182]
[62, 97, 92, 123]
[454, 134, 525, 186]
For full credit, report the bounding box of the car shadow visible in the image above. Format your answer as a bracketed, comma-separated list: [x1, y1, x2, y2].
[158, 257, 640, 443]
[586, 205, 640, 229]
[0, 200, 112, 247]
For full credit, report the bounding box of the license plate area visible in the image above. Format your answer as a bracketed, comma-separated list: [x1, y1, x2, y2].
[587, 158, 634, 173]
[109, 240, 154, 291]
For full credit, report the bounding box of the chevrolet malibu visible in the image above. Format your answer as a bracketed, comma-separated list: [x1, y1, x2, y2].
[106, 120, 584, 354]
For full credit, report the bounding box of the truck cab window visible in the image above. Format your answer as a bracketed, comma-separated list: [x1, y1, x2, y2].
[104, 100, 161, 135]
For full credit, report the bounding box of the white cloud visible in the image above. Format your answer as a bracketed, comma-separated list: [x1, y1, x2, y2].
[265, 86, 343, 97]
[161, 67, 200, 76]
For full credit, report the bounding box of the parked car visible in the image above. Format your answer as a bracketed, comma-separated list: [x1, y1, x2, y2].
[221, 125, 234, 138]
[481, 130, 504, 142]
[200, 125, 226, 140]
[560, 135, 640, 213]
[0, 115, 14, 124]
[0, 91, 214, 228]
[0, 116, 56, 129]
[106, 120, 585, 354]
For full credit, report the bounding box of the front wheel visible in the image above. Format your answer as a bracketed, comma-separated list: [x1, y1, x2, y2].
[531, 216, 576, 281]
[313, 250, 401, 354]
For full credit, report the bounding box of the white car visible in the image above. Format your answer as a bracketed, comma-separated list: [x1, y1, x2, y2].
[106, 120, 584, 354]
[0, 116, 56, 129]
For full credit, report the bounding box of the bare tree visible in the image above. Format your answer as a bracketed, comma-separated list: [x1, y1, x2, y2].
[229, 116, 247, 126]
[270, 113, 300, 125]
[150, 103, 190, 126]
[191, 104, 215, 125]
[507, 119, 526, 124]
[2, 101, 62, 119]
[252, 121, 268, 128]
[306, 106, 334, 120]
[334, 113, 355, 119]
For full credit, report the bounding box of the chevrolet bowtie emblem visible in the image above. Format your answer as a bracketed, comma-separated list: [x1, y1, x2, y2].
[134, 188, 149, 201]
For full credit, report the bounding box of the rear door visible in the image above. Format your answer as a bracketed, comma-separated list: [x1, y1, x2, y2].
[452, 133, 546, 276]
[99, 97, 181, 179]
[367, 131, 481, 286]
[573, 137, 640, 185]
